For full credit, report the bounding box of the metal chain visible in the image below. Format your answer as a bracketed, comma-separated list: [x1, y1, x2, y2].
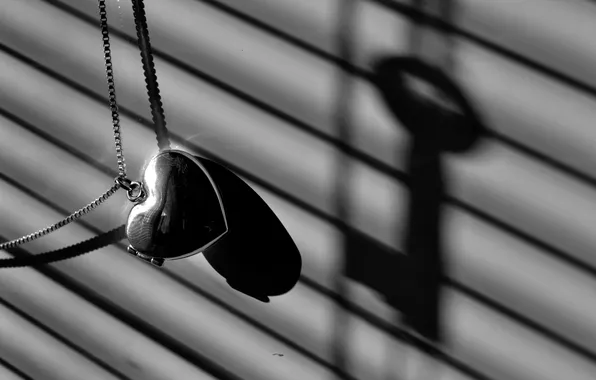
[131, 0, 171, 151]
[0, 184, 121, 250]
[0, 0, 130, 251]
[100, 0, 127, 178]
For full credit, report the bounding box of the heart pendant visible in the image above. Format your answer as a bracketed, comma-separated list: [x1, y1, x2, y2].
[192, 155, 302, 302]
[124, 150, 302, 302]
[126, 150, 228, 266]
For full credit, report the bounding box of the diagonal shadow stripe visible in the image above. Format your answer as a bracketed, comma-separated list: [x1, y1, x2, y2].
[0, 233, 244, 380]
[46, 0, 596, 195]
[0, 170, 493, 380]
[0, 17, 596, 284]
[447, 279, 596, 365]
[161, 271, 358, 380]
[0, 103, 495, 380]
[189, 0, 596, 191]
[3, 101, 596, 378]
[367, 0, 596, 101]
[0, 297, 132, 380]
[1, 43, 596, 367]
[331, 0, 359, 378]
[194, 0, 596, 106]
[2, 3, 596, 374]
[0, 356, 35, 380]
[32, 1, 596, 280]
[2, 32, 596, 288]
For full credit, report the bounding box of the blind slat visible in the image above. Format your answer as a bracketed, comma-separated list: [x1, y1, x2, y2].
[0, 251, 217, 380]
[0, 297, 122, 380]
[0, 176, 336, 380]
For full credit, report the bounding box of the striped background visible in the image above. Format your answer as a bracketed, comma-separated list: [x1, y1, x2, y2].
[1, 0, 596, 379]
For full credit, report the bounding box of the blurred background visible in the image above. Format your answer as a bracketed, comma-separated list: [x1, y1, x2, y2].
[1, 0, 596, 379]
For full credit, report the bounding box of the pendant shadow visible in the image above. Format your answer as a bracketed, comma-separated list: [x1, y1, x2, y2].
[197, 156, 303, 303]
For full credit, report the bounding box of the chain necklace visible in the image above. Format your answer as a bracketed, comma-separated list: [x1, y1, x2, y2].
[0, 0, 228, 269]
[0, 0, 302, 302]
[0, 0, 134, 253]
[0, 0, 171, 262]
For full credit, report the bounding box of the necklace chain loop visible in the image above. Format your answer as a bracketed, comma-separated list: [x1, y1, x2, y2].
[0, 183, 121, 250]
[100, 0, 127, 178]
[0, 0, 128, 251]
[115, 177, 146, 202]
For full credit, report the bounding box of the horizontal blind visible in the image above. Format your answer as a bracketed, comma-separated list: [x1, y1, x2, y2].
[0, 0, 596, 380]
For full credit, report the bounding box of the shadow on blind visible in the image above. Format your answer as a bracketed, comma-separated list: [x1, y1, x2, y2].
[1, 0, 596, 379]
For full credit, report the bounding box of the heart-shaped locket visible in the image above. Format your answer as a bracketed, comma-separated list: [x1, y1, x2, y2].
[125, 150, 302, 301]
[126, 150, 228, 266]
[193, 155, 302, 302]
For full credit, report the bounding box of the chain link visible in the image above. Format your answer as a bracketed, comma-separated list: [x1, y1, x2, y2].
[0, 0, 129, 251]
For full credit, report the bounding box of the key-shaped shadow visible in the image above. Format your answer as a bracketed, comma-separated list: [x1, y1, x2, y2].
[347, 56, 486, 347]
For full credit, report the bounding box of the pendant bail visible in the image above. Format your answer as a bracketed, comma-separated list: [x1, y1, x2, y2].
[115, 176, 146, 203]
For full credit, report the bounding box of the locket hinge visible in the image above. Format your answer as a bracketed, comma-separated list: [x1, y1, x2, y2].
[127, 246, 165, 267]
